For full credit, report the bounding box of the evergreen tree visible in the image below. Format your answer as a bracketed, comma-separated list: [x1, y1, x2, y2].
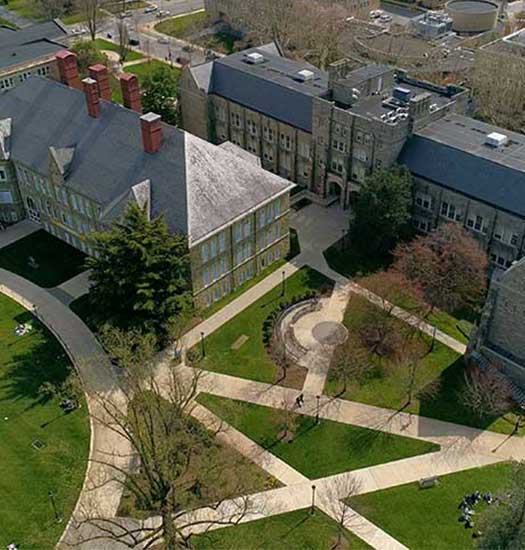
[86, 203, 192, 341]
[350, 166, 413, 256]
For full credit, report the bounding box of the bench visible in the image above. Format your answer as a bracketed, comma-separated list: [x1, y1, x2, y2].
[419, 476, 440, 489]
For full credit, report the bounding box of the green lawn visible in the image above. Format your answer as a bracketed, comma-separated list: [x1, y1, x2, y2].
[325, 294, 521, 435]
[198, 394, 439, 479]
[92, 38, 144, 62]
[155, 10, 207, 37]
[0, 294, 89, 549]
[125, 59, 181, 80]
[350, 462, 513, 550]
[0, 229, 87, 287]
[5, 0, 41, 19]
[103, 0, 148, 14]
[193, 508, 372, 549]
[195, 267, 333, 386]
[323, 239, 476, 344]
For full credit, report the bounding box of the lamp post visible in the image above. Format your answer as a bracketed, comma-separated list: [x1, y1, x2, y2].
[48, 490, 62, 524]
[311, 485, 316, 515]
[316, 395, 321, 424]
[200, 331, 206, 358]
[281, 270, 286, 297]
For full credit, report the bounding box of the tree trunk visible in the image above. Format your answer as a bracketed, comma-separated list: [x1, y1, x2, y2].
[161, 502, 178, 550]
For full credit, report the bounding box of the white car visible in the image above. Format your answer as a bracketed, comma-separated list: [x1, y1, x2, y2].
[380, 14, 392, 22]
[144, 5, 158, 13]
[158, 36, 170, 44]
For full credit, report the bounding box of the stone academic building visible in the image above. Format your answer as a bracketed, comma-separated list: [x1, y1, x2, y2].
[180, 43, 525, 270]
[0, 51, 294, 309]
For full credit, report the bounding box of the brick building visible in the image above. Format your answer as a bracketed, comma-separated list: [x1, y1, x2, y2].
[0, 51, 294, 309]
[0, 19, 68, 92]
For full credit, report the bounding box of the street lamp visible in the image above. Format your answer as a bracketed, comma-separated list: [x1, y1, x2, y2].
[316, 395, 321, 424]
[200, 331, 206, 358]
[311, 484, 316, 515]
[48, 490, 62, 524]
[281, 270, 286, 297]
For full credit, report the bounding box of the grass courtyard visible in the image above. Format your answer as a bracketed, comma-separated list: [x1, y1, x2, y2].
[0, 229, 86, 287]
[323, 239, 475, 344]
[192, 508, 372, 549]
[195, 267, 333, 387]
[325, 294, 521, 435]
[349, 462, 513, 550]
[0, 294, 89, 549]
[198, 394, 439, 479]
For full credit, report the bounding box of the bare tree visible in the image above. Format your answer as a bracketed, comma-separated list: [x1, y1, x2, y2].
[76, 0, 104, 41]
[117, 18, 130, 63]
[330, 332, 371, 396]
[38, 0, 67, 19]
[67, 327, 258, 549]
[462, 364, 524, 435]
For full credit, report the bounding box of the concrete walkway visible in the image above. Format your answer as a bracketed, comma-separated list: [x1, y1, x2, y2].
[0, 269, 130, 548]
[50, 269, 91, 305]
[0, 219, 39, 249]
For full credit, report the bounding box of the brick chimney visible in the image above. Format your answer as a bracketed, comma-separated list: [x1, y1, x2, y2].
[88, 64, 112, 101]
[55, 50, 81, 90]
[140, 113, 162, 154]
[120, 73, 142, 113]
[82, 77, 101, 119]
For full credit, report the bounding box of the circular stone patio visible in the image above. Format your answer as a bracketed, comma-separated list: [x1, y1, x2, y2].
[311, 321, 348, 346]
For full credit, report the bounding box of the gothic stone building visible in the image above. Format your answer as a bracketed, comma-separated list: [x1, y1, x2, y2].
[469, 258, 525, 390]
[0, 51, 294, 309]
[180, 44, 525, 270]
[0, 19, 68, 92]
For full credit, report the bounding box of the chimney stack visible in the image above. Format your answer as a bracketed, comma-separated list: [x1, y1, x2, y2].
[82, 77, 101, 119]
[120, 73, 142, 113]
[88, 64, 112, 101]
[140, 113, 162, 154]
[55, 50, 81, 90]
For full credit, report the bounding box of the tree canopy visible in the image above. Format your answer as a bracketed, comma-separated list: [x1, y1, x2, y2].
[141, 65, 180, 126]
[350, 166, 413, 256]
[71, 40, 108, 75]
[86, 203, 192, 342]
[393, 223, 488, 315]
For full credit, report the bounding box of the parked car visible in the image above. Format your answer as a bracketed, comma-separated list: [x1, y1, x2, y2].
[380, 13, 392, 22]
[128, 37, 140, 46]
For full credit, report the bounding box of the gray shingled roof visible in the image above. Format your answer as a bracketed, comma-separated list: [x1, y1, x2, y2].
[0, 77, 294, 245]
[0, 19, 68, 71]
[399, 129, 525, 218]
[208, 47, 329, 133]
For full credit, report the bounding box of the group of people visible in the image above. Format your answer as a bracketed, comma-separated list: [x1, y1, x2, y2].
[458, 491, 495, 532]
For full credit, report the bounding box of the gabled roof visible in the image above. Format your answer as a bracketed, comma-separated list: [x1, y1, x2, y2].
[203, 45, 329, 133]
[0, 77, 294, 246]
[0, 19, 68, 72]
[399, 123, 525, 219]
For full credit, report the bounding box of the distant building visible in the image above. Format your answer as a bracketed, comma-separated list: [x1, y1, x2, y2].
[0, 19, 68, 91]
[0, 52, 294, 309]
[469, 258, 525, 390]
[411, 11, 453, 38]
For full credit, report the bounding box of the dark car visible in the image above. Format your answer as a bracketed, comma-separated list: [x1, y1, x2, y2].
[128, 38, 140, 46]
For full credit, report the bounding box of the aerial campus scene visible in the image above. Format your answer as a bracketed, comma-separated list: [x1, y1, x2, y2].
[0, 0, 525, 548]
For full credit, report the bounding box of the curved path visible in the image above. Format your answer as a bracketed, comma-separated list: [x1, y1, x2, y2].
[0, 269, 130, 548]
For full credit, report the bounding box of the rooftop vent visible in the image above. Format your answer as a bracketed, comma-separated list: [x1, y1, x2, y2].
[244, 52, 265, 65]
[296, 69, 315, 82]
[486, 132, 508, 148]
[393, 87, 412, 103]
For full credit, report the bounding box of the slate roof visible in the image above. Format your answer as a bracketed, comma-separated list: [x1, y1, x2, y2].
[399, 114, 525, 218]
[205, 46, 329, 133]
[0, 77, 294, 246]
[0, 19, 68, 72]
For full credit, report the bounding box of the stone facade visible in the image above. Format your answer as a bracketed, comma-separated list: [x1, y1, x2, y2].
[469, 258, 525, 388]
[191, 194, 290, 308]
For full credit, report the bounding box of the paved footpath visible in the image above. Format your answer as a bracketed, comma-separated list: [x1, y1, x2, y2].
[0, 269, 131, 548]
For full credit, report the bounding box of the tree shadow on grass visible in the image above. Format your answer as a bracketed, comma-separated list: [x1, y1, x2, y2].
[3, 312, 72, 411]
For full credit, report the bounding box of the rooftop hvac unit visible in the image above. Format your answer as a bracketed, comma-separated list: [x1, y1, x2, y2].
[393, 86, 412, 103]
[485, 132, 508, 148]
[244, 52, 265, 65]
[296, 69, 315, 82]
